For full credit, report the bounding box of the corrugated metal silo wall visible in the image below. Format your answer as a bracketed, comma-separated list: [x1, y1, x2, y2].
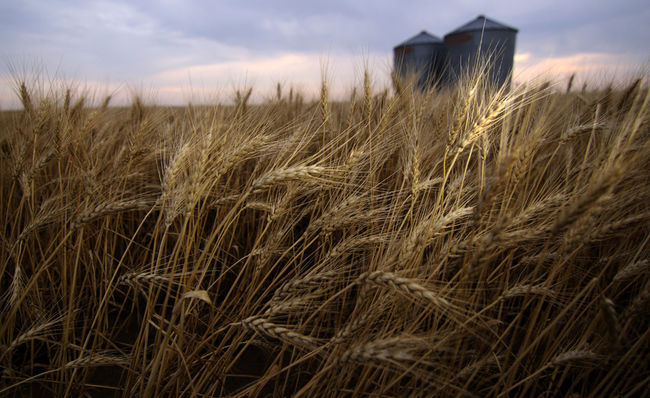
[444, 30, 516, 87]
[394, 43, 446, 89]
[429, 44, 447, 87]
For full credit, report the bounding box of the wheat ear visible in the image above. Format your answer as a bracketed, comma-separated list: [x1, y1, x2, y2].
[400, 206, 474, 264]
[358, 271, 451, 310]
[613, 260, 649, 283]
[501, 284, 558, 300]
[241, 316, 318, 350]
[337, 337, 425, 365]
[249, 166, 335, 195]
[270, 271, 336, 303]
[72, 199, 153, 228]
[550, 350, 601, 367]
[64, 352, 130, 369]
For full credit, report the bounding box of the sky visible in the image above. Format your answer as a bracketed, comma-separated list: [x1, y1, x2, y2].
[1, 0, 649, 108]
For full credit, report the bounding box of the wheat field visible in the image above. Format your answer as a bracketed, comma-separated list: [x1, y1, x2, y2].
[1, 70, 649, 397]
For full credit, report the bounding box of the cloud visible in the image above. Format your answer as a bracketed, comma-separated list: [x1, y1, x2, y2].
[151, 51, 392, 104]
[513, 53, 530, 64]
[0, 51, 392, 108]
[1, 0, 648, 108]
[514, 52, 647, 87]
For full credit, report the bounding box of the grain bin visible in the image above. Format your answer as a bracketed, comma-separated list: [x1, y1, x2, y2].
[393, 30, 446, 89]
[444, 15, 517, 87]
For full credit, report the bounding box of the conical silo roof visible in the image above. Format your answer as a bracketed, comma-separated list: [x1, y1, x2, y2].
[446, 15, 517, 35]
[395, 30, 442, 48]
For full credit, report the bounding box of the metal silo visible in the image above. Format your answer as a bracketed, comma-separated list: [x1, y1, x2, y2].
[443, 15, 517, 87]
[394, 30, 446, 89]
